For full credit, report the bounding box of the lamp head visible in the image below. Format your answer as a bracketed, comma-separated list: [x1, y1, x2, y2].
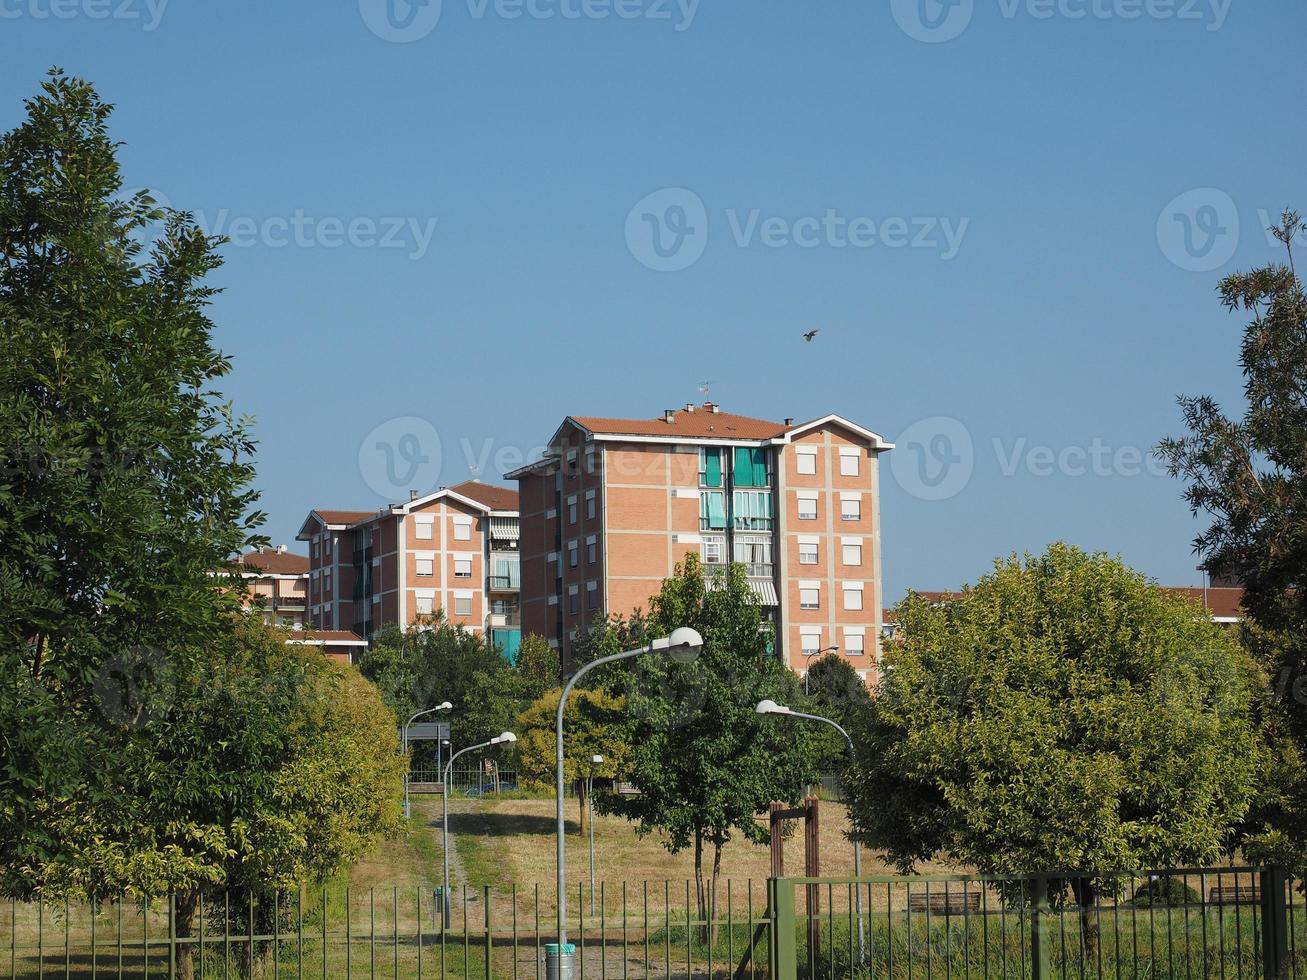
[437, 701, 453, 711]
[591, 754, 605, 765]
[491, 731, 517, 745]
[755, 699, 793, 716]
[665, 626, 704, 664]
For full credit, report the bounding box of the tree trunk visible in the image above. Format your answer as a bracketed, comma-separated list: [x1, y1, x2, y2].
[175, 890, 199, 980]
[577, 779, 589, 835]
[708, 840, 724, 949]
[693, 829, 709, 945]
[1071, 877, 1099, 955]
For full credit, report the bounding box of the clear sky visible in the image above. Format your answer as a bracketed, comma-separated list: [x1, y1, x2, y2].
[3, 0, 1303, 602]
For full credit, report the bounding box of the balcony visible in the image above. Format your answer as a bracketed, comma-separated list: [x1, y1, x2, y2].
[742, 563, 774, 579]
[490, 611, 522, 628]
[488, 575, 520, 591]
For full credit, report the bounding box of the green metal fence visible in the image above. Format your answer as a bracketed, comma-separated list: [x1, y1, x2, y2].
[2, 868, 1301, 979]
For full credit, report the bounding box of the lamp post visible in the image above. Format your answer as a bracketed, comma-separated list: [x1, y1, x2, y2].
[403, 702, 452, 820]
[802, 646, 839, 695]
[755, 699, 865, 962]
[551, 628, 704, 978]
[587, 754, 604, 915]
[441, 731, 516, 928]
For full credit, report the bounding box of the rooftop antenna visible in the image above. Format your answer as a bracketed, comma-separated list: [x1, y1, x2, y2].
[698, 380, 715, 401]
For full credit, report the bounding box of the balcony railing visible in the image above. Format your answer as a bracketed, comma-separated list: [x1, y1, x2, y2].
[742, 563, 774, 579]
[488, 575, 520, 591]
[733, 517, 774, 531]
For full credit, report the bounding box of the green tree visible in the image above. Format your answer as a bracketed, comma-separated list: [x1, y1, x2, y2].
[27, 617, 404, 978]
[517, 687, 630, 833]
[0, 71, 261, 888]
[803, 651, 873, 774]
[516, 633, 561, 703]
[600, 557, 819, 929]
[1158, 211, 1307, 871]
[846, 544, 1260, 949]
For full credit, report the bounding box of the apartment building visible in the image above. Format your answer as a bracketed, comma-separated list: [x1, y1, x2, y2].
[508, 403, 892, 680]
[296, 480, 522, 657]
[236, 545, 310, 630]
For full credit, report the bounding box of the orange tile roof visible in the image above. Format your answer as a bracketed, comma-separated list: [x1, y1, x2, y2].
[571, 406, 791, 441]
[238, 548, 310, 575]
[448, 480, 518, 511]
[314, 509, 377, 526]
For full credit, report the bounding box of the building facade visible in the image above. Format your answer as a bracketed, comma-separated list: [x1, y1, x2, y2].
[296, 481, 522, 658]
[236, 545, 310, 630]
[508, 404, 892, 680]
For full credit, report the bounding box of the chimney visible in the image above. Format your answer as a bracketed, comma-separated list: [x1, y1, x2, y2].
[784, 418, 794, 426]
[278, 544, 287, 554]
[410, 490, 419, 501]
[663, 409, 677, 424]
[704, 402, 720, 414]
[685, 403, 696, 413]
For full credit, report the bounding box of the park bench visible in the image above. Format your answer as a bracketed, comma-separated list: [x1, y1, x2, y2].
[907, 889, 983, 915]
[1208, 884, 1261, 906]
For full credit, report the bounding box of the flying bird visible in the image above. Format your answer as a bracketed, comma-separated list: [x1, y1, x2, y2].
[803, 329, 820, 343]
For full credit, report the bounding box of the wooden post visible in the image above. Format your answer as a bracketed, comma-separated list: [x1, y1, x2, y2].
[769, 802, 785, 878]
[804, 797, 820, 965]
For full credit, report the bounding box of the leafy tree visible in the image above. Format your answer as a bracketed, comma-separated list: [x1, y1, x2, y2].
[846, 544, 1260, 950]
[358, 615, 513, 758]
[803, 651, 873, 773]
[1158, 211, 1307, 871]
[517, 687, 630, 833]
[26, 617, 404, 978]
[0, 71, 261, 888]
[516, 633, 561, 702]
[600, 557, 820, 929]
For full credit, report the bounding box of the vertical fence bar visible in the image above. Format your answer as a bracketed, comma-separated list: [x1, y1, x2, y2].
[601, 880, 607, 980]
[512, 884, 518, 980]
[534, 882, 540, 980]
[1030, 875, 1050, 980]
[484, 886, 492, 980]
[345, 887, 352, 980]
[393, 886, 399, 980]
[297, 887, 303, 980]
[321, 888, 328, 980]
[621, 882, 627, 980]
[1264, 867, 1290, 980]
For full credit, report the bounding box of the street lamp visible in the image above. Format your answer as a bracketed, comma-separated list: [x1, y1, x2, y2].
[441, 731, 516, 928]
[552, 628, 704, 975]
[802, 646, 839, 695]
[404, 702, 453, 820]
[755, 699, 865, 962]
[587, 754, 604, 915]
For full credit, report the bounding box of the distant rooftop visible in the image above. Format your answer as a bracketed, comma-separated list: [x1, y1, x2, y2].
[570, 403, 791, 441]
[238, 546, 309, 576]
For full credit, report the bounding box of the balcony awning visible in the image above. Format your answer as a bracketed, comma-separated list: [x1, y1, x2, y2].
[490, 517, 520, 541]
[750, 580, 779, 606]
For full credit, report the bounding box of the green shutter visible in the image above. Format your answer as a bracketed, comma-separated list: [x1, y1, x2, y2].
[733, 447, 768, 488]
[704, 449, 722, 487]
[708, 492, 727, 529]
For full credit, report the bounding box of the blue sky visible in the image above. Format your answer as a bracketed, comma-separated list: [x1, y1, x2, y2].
[3, 0, 1303, 602]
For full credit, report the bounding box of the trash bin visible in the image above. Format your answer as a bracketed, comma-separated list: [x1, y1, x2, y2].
[544, 942, 576, 980]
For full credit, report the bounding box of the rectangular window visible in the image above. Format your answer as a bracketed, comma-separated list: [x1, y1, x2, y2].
[794, 491, 815, 522]
[454, 596, 472, 616]
[844, 632, 866, 656]
[800, 587, 820, 610]
[416, 558, 434, 577]
[839, 447, 861, 477]
[796, 448, 818, 476]
[843, 542, 863, 566]
[568, 588, 580, 614]
[844, 584, 864, 611]
[732, 447, 770, 488]
[700, 491, 727, 530]
[568, 541, 578, 568]
[312, 541, 320, 558]
[732, 490, 773, 530]
[415, 594, 434, 615]
[586, 491, 596, 520]
[455, 558, 472, 578]
[587, 582, 598, 610]
[699, 447, 725, 488]
[801, 630, 822, 656]
[799, 541, 818, 565]
[586, 538, 597, 564]
[703, 536, 725, 564]
[454, 519, 472, 542]
[493, 556, 520, 589]
[841, 495, 861, 521]
[733, 534, 771, 568]
[568, 496, 578, 524]
[585, 450, 597, 474]
[415, 520, 433, 540]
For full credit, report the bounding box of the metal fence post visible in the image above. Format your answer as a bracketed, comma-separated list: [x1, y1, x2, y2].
[769, 878, 797, 979]
[1030, 875, 1051, 980]
[1261, 866, 1289, 979]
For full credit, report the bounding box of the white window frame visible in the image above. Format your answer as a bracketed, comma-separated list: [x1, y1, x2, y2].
[799, 539, 819, 565]
[415, 558, 434, 577]
[839, 446, 861, 477]
[454, 557, 473, 578]
[843, 582, 865, 611]
[800, 627, 822, 656]
[799, 580, 821, 610]
[415, 593, 435, 615]
[453, 518, 473, 542]
[843, 627, 866, 656]
[842, 539, 863, 566]
[796, 446, 818, 476]
[840, 493, 861, 521]
[797, 490, 818, 521]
